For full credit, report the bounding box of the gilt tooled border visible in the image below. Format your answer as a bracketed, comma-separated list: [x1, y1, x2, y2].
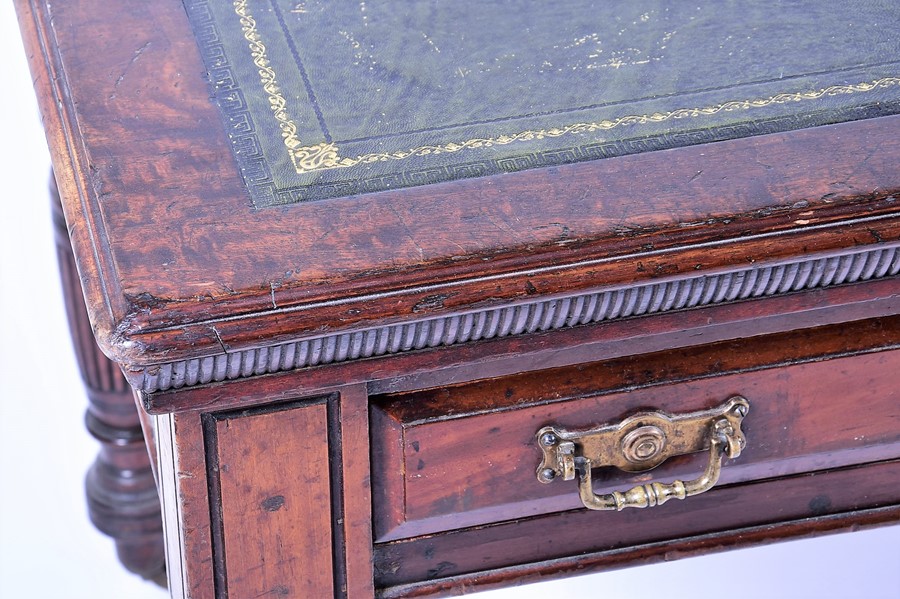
[183, 0, 900, 205]
[140, 246, 900, 393]
[232, 1, 900, 175]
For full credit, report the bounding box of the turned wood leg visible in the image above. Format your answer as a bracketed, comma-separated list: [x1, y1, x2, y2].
[52, 176, 167, 585]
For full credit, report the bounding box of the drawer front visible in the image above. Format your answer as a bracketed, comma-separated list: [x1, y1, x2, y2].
[371, 319, 900, 542]
[375, 461, 900, 591]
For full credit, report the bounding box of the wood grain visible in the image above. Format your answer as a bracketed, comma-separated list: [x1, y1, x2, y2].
[140, 244, 900, 393]
[380, 503, 900, 598]
[15, 0, 900, 370]
[157, 411, 215, 599]
[143, 281, 900, 415]
[374, 460, 900, 591]
[53, 177, 166, 582]
[337, 385, 377, 598]
[16, 1, 900, 597]
[371, 322, 900, 540]
[209, 400, 334, 598]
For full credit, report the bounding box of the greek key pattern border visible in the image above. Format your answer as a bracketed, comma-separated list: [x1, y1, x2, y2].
[270, 102, 900, 204]
[140, 245, 900, 393]
[182, 0, 900, 206]
[230, 2, 899, 175]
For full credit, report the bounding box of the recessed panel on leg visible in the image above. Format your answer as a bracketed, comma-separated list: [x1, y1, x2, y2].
[207, 399, 335, 598]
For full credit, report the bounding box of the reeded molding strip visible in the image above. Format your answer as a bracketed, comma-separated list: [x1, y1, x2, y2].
[140, 246, 900, 393]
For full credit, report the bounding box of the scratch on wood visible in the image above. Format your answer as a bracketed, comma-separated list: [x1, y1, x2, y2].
[113, 41, 151, 90]
[387, 203, 426, 260]
[211, 326, 229, 353]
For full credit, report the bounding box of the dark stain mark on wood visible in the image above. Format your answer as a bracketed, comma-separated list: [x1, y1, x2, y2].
[654, 263, 679, 276]
[261, 495, 285, 512]
[426, 561, 457, 579]
[808, 494, 832, 516]
[412, 294, 451, 313]
[417, 459, 426, 471]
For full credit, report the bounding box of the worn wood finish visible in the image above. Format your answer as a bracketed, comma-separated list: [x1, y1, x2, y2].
[379, 503, 900, 598]
[143, 278, 899, 415]
[53, 178, 166, 583]
[208, 399, 335, 598]
[122, 215, 900, 369]
[158, 411, 215, 599]
[15, 0, 900, 372]
[16, 0, 900, 596]
[374, 459, 900, 591]
[159, 386, 375, 598]
[374, 316, 900, 422]
[137, 244, 900, 394]
[371, 320, 900, 540]
[151, 318, 900, 597]
[336, 386, 377, 599]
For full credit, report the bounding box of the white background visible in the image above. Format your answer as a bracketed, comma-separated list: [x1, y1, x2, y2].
[0, 2, 898, 598]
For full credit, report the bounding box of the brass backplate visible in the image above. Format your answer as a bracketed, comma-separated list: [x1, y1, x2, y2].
[536, 396, 748, 482]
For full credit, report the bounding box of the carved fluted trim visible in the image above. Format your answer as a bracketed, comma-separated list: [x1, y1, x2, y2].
[141, 245, 899, 393]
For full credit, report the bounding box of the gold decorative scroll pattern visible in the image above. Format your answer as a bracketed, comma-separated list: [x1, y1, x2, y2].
[233, 2, 900, 175]
[234, 0, 304, 156]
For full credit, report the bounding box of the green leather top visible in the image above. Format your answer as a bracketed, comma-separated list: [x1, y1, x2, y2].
[184, 0, 900, 206]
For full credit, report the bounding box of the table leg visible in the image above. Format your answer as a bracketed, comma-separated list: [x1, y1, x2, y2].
[52, 176, 166, 585]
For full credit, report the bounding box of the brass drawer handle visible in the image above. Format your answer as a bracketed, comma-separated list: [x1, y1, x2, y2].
[535, 397, 748, 511]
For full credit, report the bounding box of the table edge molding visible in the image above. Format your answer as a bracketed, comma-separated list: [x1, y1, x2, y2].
[135, 243, 899, 394]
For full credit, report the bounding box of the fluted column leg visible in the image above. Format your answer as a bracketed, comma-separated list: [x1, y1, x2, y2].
[51, 174, 166, 585]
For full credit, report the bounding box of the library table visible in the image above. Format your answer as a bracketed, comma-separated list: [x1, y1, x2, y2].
[16, 0, 900, 596]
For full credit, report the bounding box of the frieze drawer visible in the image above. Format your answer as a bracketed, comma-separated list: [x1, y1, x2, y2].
[370, 318, 900, 543]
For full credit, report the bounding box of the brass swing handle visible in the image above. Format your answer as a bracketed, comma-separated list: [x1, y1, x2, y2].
[536, 397, 748, 511]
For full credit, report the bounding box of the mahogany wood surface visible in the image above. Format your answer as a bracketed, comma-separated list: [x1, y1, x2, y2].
[374, 315, 900, 422]
[337, 386, 378, 598]
[374, 460, 900, 592]
[131, 242, 899, 396]
[149, 317, 900, 597]
[380, 503, 900, 598]
[15, 0, 900, 597]
[15, 0, 900, 372]
[143, 278, 899, 414]
[53, 178, 166, 584]
[208, 399, 334, 598]
[167, 386, 376, 598]
[161, 411, 213, 599]
[371, 321, 900, 540]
